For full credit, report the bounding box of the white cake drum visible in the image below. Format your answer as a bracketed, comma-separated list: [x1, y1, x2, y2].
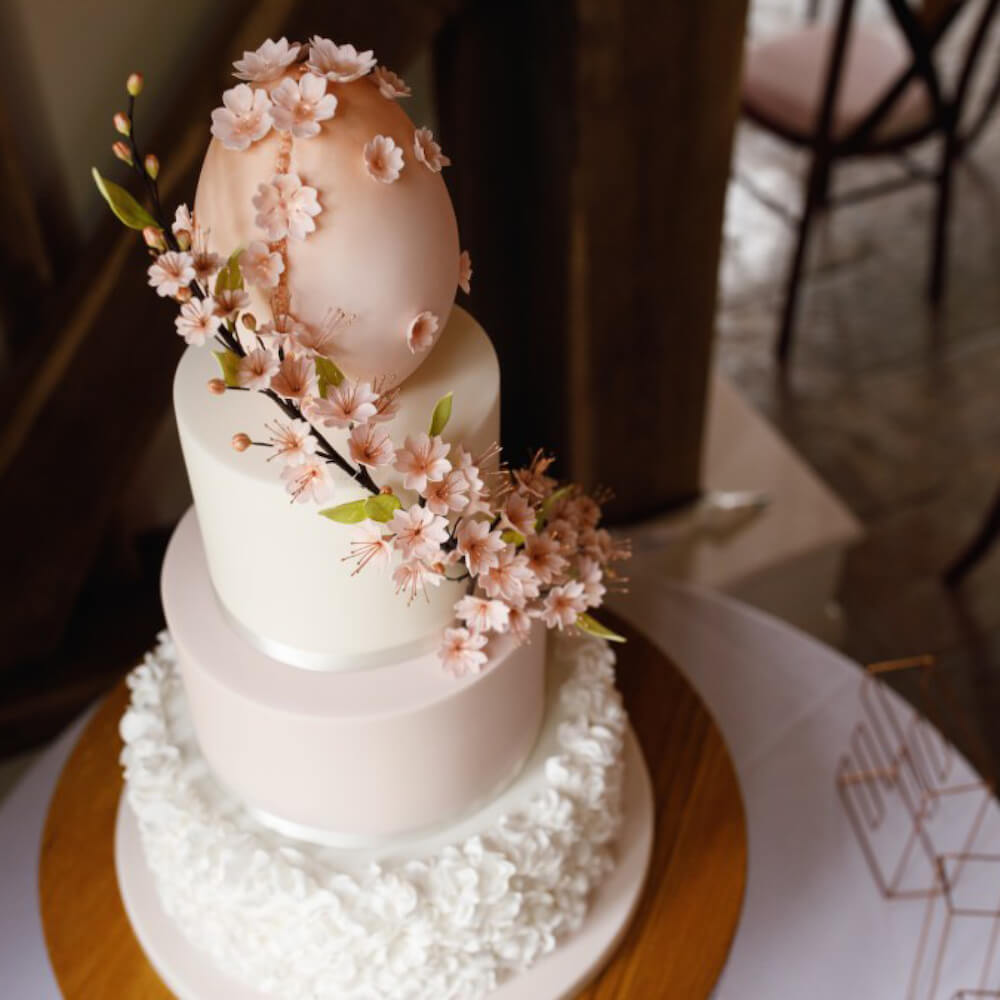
[173, 305, 500, 669]
[162, 507, 547, 841]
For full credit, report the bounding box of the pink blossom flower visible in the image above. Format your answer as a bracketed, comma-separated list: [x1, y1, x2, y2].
[239, 241, 284, 288]
[480, 547, 539, 607]
[349, 423, 394, 468]
[456, 518, 506, 576]
[370, 388, 401, 424]
[545, 517, 579, 553]
[508, 606, 533, 644]
[564, 495, 602, 531]
[192, 249, 223, 286]
[458, 250, 472, 294]
[413, 127, 450, 172]
[371, 66, 411, 99]
[307, 37, 376, 82]
[363, 135, 404, 184]
[541, 580, 587, 630]
[307, 379, 378, 428]
[148, 251, 195, 297]
[258, 313, 307, 351]
[389, 505, 449, 562]
[211, 84, 273, 151]
[281, 458, 332, 503]
[253, 173, 322, 241]
[174, 296, 218, 345]
[233, 37, 301, 82]
[393, 433, 451, 494]
[452, 446, 490, 515]
[577, 555, 606, 608]
[237, 347, 279, 389]
[270, 352, 316, 400]
[406, 310, 439, 353]
[172, 204, 193, 241]
[346, 521, 392, 574]
[439, 627, 488, 677]
[270, 73, 338, 139]
[212, 288, 251, 319]
[393, 558, 443, 604]
[424, 469, 470, 516]
[523, 533, 568, 585]
[455, 595, 510, 634]
[292, 308, 352, 357]
[268, 418, 317, 465]
[501, 491, 536, 537]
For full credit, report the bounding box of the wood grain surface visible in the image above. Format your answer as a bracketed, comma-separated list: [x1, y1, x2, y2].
[39, 616, 746, 999]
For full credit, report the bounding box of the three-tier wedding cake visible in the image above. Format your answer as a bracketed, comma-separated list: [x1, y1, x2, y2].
[100, 35, 645, 1000]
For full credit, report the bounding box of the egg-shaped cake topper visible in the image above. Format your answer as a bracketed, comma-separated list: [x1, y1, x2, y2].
[194, 37, 469, 388]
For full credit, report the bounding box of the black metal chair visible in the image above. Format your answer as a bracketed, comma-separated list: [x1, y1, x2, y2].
[740, 0, 1000, 363]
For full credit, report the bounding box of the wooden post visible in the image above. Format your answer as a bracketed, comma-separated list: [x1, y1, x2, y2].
[437, 0, 748, 521]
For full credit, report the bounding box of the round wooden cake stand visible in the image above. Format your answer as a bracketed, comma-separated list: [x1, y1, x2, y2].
[39, 613, 747, 999]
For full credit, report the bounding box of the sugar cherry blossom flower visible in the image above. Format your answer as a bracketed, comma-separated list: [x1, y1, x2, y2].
[281, 458, 332, 503]
[258, 313, 307, 351]
[211, 84, 273, 151]
[508, 606, 533, 644]
[191, 249, 223, 286]
[174, 296, 218, 345]
[393, 433, 450, 494]
[148, 251, 195, 297]
[413, 127, 451, 172]
[501, 491, 536, 537]
[363, 135, 404, 184]
[307, 379, 379, 428]
[452, 446, 490, 515]
[270, 352, 316, 400]
[371, 66, 411, 99]
[406, 311, 439, 353]
[346, 521, 392, 574]
[240, 241, 284, 288]
[233, 37, 301, 82]
[393, 559, 443, 604]
[237, 347, 279, 390]
[348, 423, 394, 468]
[307, 37, 376, 82]
[545, 517, 579, 553]
[439, 627, 488, 677]
[577, 556, 606, 608]
[480, 548, 539, 607]
[458, 250, 473, 294]
[424, 469, 470, 516]
[389, 505, 449, 562]
[253, 173, 321, 241]
[455, 595, 510, 635]
[523, 533, 568, 585]
[268, 418, 317, 465]
[370, 388, 401, 424]
[172, 204, 193, 242]
[270, 73, 338, 139]
[541, 580, 587, 630]
[456, 519, 506, 576]
[292, 308, 352, 357]
[213, 288, 251, 320]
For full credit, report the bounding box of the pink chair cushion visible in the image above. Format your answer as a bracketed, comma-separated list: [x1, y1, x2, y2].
[743, 24, 933, 141]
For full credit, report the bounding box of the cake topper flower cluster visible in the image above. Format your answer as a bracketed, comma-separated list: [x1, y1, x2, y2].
[93, 37, 630, 674]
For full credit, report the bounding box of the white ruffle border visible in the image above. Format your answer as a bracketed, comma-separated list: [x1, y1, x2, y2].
[120, 633, 626, 1000]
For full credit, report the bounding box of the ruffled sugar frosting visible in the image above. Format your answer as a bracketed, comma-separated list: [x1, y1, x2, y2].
[119, 633, 627, 1000]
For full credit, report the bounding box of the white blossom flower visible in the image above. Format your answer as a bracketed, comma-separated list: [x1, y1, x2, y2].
[210, 84, 273, 151]
[363, 135, 404, 184]
[458, 250, 473, 294]
[456, 519, 506, 576]
[541, 581, 587, 630]
[270, 73, 338, 139]
[577, 556, 606, 608]
[237, 347, 279, 390]
[174, 296, 218, 345]
[253, 172, 322, 241]
[281, 458, 332, 503]
[424, 469, 470, 516]
[148, 251, 195, 297]
[453, 446, 489, 514]
[502, 491, 537, 537]
[258, 313, 307, 351]
[291, 308, 352, 357]
[267, 418, 317, 465]
[439, 627, 488, 677]
[346, 521, 392, 574]
[307, 379, 379, 428]
[406, 310, 439, 353]
[546, 517, 579, 553]
[212, 288, 251, 319]
[413, 127, 450, 172]
[191, 249, 223, 286]
[389, 505, 449, 562]
[371, 66, 411, 99]
[239, 241, 284, 288]
[307, 37, 376, 82]
[393, 558, 443, 604]
[270, 352, 316, 400]
[508, 606, 533, 644]
[393, 433, 450, 494]
[233, 38, 301, 82]
[455, 595, 510, 635]
[480, 548, 539, 607]
[523, 533, 568, 585]
[348, 423, 394, 468]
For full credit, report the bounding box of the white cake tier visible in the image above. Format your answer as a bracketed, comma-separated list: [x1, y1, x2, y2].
[173, 305, 499, 669]
[119, 629, 627, 1000]
[162, 508, 547, 840]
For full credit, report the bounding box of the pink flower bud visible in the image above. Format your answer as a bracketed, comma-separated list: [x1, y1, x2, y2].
[175, 230, 192, 251]
[241, 313, 257, 331]
[175, 286, 192, 303]
[208, 378, 226, 395]
[112, 141, 133, 166]
[231, 433, 252, 452]
[142, 226, 166, 251]
[126, 73, 144, 97]
[113, 112, 131, 136]
[144, 154, 159, 180]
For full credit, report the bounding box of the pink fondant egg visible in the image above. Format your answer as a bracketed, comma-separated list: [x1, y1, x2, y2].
[194, 76, 459, 387]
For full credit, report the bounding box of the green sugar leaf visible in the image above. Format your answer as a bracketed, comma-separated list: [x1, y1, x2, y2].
[429, 392, 453, 437]
[575, 613, 627, 644]
[212, 349, 241, 387]
[91, 167, 158, 230]
[319, 499, 368, 524]
[365, 494, 402, 523]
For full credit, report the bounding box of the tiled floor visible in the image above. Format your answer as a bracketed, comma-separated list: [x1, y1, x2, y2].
[719, 0, 1000, 767]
